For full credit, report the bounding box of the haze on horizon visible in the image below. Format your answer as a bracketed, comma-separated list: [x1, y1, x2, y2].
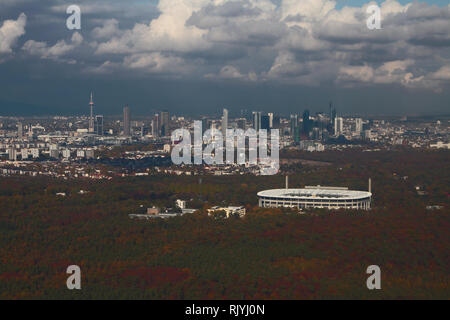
[0, 0, 449, 117]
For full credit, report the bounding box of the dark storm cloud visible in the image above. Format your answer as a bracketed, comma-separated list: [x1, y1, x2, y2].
[0, 0, 449, 116]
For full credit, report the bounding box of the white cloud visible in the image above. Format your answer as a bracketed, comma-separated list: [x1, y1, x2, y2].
[88, 0, 450, 90]
[206, 65, 258, 81]
[281, 0, 336, 24]
[85, 60, 119, 74]
[23, 32, 83, 60]
[338, 64, 374, 83]
[337, 59, 433, 90]
[5, 0, 447, 92]
[430, 65, 450, 81]
[95, 0, 211, 55]
[0, 13, 27, 54]
[123, 52, 190, 74]
[92, 19, 122, 39]
[265, 51, 308, 79]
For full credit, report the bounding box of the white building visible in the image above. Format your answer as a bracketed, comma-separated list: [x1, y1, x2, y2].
[258, 186, 372, 210]
[334, 117, 343, 136]
[176, 199, 187, 209]
[21, 148, 28, 160]
[221, 108, 228, 137]
[77, 150, 85, 158]
[8, 148, 17, 161]
[163, 144, 171, 153]
[30, 148, 40, 159]
[355, 118, 363, 134]
[62, 149, 71, 159]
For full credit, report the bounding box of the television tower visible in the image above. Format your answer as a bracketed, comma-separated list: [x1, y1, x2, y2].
[89, 92, 95, 133]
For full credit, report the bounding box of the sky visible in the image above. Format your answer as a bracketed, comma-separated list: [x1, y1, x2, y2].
[0, 0, 449, 117]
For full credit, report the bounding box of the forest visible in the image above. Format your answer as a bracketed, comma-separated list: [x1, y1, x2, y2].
[0, 149, 448, 299]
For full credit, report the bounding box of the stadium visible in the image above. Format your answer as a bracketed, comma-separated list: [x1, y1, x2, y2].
[257, 180, 372, 210]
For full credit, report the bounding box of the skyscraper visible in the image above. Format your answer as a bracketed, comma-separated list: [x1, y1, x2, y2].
[123, 105, 131, 136]
[89, 92, 95, 133]
[17, 122, 23, 140]
[261, 115, 270, 130]
[153, 114, 160, 137]
[8, 148, 17, 161]
[201, 118, 208, 135]
[28, 124, 33, 138]
[160, 110, 170, 136]
[329, 102, 335, 122]
[151, 118, 157, 137]
[268, 113, 274, 128]
[290, 114, 298, 138]
[331, 104, 336, 127]
[334, 117, 343, 136]
[302, 109, 311, 135]
[253, 111, 261, 131]
[272, 115, 280, 129]
[95, 115, 104, 136]
[355, 118, 363, 134]
[221, 108, 228, 137]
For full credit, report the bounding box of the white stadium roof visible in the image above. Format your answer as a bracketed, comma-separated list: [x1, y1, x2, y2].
[257, 187, 371, 200]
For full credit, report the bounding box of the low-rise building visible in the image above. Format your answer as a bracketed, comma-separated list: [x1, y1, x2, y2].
[207, 206, 246, 218]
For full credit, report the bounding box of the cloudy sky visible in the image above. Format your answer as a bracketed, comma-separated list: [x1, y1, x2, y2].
[0, 0, 449, 116]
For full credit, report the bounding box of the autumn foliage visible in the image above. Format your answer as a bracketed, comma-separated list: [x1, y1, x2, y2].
[0, 149, 448, 299]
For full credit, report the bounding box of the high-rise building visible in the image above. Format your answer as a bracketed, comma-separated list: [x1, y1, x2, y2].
[293, 126, 301, 143]
[17, 122, 23, 139]
[62, 149, 71, 159]
[151, 119, 156, 137]
[152, 114, 160, 137]
[95, 115, 104, 136]
[30, 148, 39, 159]
[290, 114, 298, 138]
[89, 92, 95, 133]
[329, 102, 336, 124]
[77, 150, 85, 158]
[312, 127, 321, 140]
[8, 148, 17, 161]
[123, 105, 131, 136]
[268, 113, 274, 128]
[160, 110, 170, 136]
[302, 109, 312, 135]
[28, 124, 33, 138]
[221, 108, 228, 137]
[253, 111, 262, 131]
[355, 118, 363, 134]
[201, 118, 208, 134]
[334, 117, 343, 136]
[21, 149, 28, 160]
[272, 115, 280, 129]
[261, 115, 270, 130]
